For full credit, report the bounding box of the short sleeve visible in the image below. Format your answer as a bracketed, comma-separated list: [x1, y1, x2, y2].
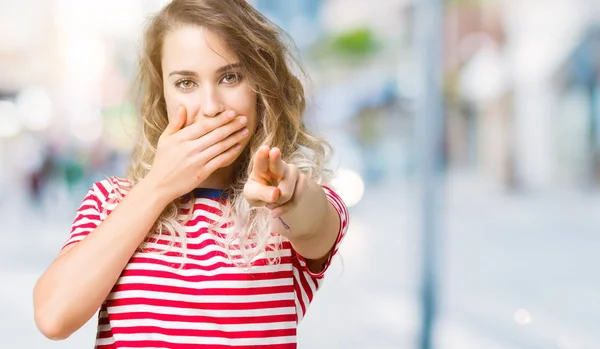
[292, 186, 349, 322]
[61, 177, 127, 250]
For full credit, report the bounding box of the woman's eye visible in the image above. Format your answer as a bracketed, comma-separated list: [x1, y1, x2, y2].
[221, 73, 240, 84]
[176, 79, 196, 90]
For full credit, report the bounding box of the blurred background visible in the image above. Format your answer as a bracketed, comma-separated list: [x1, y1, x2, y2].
[1, 0, 599, 348]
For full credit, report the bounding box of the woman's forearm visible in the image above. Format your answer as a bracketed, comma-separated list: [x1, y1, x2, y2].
[33, 178, 171, 340]
[276, 175, 341, 261]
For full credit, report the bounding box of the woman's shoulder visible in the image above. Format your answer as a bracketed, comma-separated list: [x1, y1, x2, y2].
[86, 176, 132, 207]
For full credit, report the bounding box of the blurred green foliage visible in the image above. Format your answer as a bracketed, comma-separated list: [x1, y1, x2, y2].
[331, 27, 378, 56]
[309, 27, 380, 63]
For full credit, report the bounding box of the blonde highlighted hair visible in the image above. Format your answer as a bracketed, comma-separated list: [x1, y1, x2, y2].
[122, 0, 332, 265]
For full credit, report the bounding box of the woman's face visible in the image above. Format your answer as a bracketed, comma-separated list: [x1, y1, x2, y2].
[161, 25, 258, 153]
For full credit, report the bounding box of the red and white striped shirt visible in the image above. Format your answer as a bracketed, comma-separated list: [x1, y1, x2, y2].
[63, 176, 349, 348]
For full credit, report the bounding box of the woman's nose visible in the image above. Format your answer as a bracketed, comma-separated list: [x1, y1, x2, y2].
[199, 86, 224, 118]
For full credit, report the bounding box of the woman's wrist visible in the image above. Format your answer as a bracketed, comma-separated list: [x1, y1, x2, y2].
[138, 173, 177, 208]
[277, 175, 326, 239]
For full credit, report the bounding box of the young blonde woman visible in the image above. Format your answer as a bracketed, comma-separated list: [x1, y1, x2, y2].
[33, 0, 349, 348]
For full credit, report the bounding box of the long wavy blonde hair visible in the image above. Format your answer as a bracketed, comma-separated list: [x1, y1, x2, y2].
[122, 0, 332, 265]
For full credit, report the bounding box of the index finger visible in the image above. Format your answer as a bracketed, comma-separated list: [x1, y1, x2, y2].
[251, 145, 270, 181]
[268, 147, 286, 181]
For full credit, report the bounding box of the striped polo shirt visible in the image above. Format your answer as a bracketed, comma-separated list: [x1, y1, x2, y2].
[63, 176, 349, 348]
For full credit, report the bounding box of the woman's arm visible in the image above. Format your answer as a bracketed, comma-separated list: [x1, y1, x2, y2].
[243, 146, 347, 272]
[271, 174, 343, 272]
[33, 178, 171, 340]
[34, 103, 250, 340]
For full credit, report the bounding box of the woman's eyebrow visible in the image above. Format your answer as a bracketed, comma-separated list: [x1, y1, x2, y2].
[168, 70, 198, 77]
[168, 63, 242, 78]
[216, 63, 242, 73]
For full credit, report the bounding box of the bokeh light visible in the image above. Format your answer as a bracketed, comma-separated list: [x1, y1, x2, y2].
[16, 86, 53, 131]
[331, 168, 365, 207]
[514, 308, 532, 325]
[0, 100, 21, 138]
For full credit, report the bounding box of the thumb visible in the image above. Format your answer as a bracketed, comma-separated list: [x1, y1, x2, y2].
[244, 179, 280, 207]
[163, 106, 187, 136]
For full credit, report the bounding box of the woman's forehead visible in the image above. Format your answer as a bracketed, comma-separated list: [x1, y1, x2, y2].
[162, 26, 239, 74]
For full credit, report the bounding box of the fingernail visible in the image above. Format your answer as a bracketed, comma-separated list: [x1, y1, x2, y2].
[228, 110, 236, 118]
[234, 143, 242, 150]
[240, 116, 247, 125]
[241, 128, 249, 136]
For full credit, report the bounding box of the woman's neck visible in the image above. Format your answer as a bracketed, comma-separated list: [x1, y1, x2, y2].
[198, 167, 233, 190]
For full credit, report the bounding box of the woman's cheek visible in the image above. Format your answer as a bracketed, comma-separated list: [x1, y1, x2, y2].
[232, 89, 258, 125]
[163, 88, 178, 122]
[166, 91, 201, 126]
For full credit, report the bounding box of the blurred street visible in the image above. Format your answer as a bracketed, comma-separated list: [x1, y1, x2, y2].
[2, 0, 600, 347]
[2, 171, 599, 349]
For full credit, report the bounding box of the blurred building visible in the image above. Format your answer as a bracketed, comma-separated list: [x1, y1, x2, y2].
[2, 1, 600, 349]
[444, 0, 600, 191]
[554, 25, 600, 187]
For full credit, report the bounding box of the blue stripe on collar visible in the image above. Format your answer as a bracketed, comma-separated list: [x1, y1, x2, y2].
[183, 187, 226, 199]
